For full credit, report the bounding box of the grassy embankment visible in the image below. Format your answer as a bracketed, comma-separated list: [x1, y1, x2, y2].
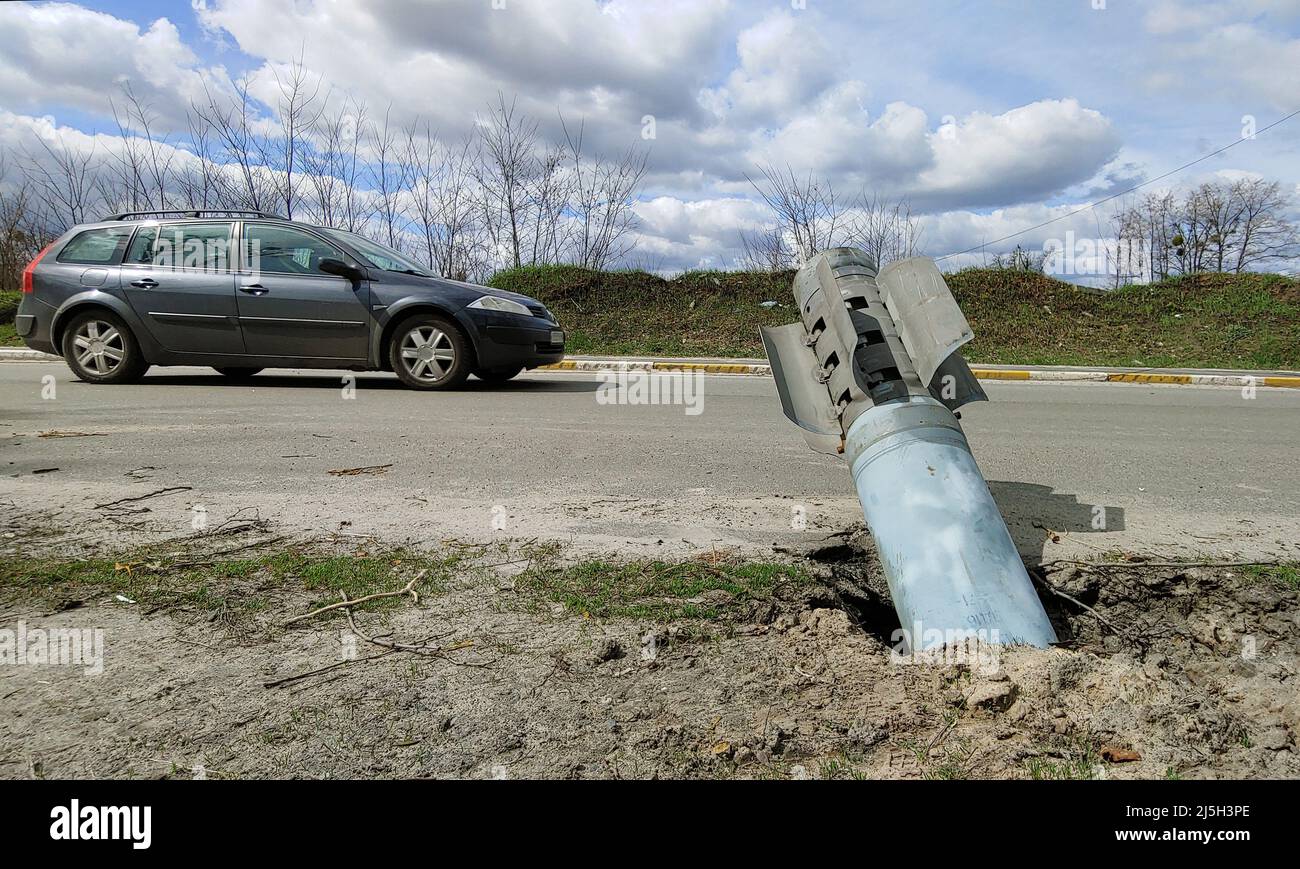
[489, 266, 1300, 370]
[5, 268, 1297, 369]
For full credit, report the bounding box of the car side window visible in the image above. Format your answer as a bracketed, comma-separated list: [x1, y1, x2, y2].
[125, 223, 233, 271]
[56, 226, 134, 265]
[243, 224, 342, 276]
[124, 227, 159, 265]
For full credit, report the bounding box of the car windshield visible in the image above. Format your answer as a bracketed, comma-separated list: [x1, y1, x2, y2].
[320, 229, 432, 276]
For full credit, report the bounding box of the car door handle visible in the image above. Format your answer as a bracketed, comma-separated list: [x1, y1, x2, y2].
[239, 284, 268, 295]
[129, 278, 158, 289]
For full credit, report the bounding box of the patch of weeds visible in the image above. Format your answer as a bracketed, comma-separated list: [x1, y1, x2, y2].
[927, 739, 977, 780]
[818, 753, 871, 780]
[1242, 563, 1300, 591]
[897, 712, 973, 779]
[513, 553, 811, 620]
[264, 550, 460, 611]
[1024, 740, 1100, 780]
[0, 543, 463, 621]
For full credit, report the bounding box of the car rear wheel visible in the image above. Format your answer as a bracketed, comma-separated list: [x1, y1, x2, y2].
[61, 310, 149, 384]
[213, 367, 263, 380]
[389, 315, 470, 389]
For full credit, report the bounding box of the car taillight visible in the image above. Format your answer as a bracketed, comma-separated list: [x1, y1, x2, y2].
[21, 243, 56, 293]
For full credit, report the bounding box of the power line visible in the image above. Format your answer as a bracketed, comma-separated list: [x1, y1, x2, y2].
[935, 107, 1300, 262]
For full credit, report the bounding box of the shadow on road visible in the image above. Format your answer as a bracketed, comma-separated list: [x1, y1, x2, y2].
[988, 480, 1125, 566]
[131, 373, 602, 393]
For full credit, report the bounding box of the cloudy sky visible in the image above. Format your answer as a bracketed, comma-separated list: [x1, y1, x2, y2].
[2, 0, 1298, 272]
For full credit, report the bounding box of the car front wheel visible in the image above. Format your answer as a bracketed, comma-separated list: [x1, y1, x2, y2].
[389, 315, 470, 389]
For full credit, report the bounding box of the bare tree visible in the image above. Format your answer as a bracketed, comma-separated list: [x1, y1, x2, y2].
[745, 163, 845, 262]
[474, 94, 538, 269]
[190, 75, 276, 211]
[404, 119, 489, 276]
[1111, 180, 1297, 282]
[738, 224, 796, 272]
[302, 97, 367, 229]
[366, 107, 411, 250]
[429, 136, 490, 280]
[102, 84, 180, 214]
[1231, 178, 1297, 273]
[561, 116, 646, 270]
[527, 142, 570, 266]
[22, 132, 103, 226]
[175, 106, 225, 210]
[268, 56, 324, 219]
[0, 158, 60, 289]
[846, 191, 923, 268]
[1109, 198, 1149, 288]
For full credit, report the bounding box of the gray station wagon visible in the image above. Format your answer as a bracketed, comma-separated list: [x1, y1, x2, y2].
[15, 209, 565, 388]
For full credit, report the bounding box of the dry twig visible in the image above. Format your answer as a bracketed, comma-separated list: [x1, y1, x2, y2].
[94, 486, 192, 510]
[283, 570, 426, 626]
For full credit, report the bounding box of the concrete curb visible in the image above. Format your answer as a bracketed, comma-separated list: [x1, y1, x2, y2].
[0, 348, 60, 362]
[4, 347, 1296, 388]
[537, 358, 1300, 389]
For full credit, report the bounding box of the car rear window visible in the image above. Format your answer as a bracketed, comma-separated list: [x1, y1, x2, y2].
[125, 223, 233, 271]
[56, 226, 135, 265]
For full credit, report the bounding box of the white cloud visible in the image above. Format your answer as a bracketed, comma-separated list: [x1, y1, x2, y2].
[914, 99, 1120, 209]
[3, 0, 1299, 275]
[0, 2, 235, 129]
[750, 96, 1119, 212]
[700, 11, 837, 123]
[1143, 0, 1300, 110]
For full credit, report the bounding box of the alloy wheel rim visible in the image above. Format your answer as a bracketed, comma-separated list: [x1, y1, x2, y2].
[399, 326, 455, 382]
[72, 320, 125, 375]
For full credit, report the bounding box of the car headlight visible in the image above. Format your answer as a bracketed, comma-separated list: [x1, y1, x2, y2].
[468, 295, 533, 317]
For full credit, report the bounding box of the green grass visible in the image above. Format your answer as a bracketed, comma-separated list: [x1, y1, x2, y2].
[949, 269, 1300, 370]
[513, 554, 810, 620]
[1242, 563, 1300, 590]
[488, 265, 1300, 369]
[2, 541, 809, 626]
[489, 266, 795, 358]
[1024, 740, 1101, 780]
[0, 545, 461, 620]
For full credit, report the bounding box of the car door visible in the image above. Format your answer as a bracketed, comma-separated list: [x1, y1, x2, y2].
[235, 222, 370, 360]
[120, 222, 244, 354]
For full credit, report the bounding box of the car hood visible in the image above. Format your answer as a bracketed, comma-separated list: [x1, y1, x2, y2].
[367, 270, 545, 308]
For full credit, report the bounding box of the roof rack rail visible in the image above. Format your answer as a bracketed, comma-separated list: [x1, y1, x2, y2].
[102, 209, 288, 221]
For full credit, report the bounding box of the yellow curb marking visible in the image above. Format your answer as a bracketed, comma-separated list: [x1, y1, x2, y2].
[651, 362, 767, 374]
[970, 369, 1031, 380]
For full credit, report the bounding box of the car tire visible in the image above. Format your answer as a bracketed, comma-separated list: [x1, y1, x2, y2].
[61, 310, 149, 384]
[213, 367, 264, 380]
[473, 365, 523, 384]
[389, 314, 471, 389]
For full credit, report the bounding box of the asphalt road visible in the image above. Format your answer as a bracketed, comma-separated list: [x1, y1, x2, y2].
[3, 362, 1298, 561]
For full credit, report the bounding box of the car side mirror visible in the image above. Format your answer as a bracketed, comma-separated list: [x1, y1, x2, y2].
[319, 257, 363, 283]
